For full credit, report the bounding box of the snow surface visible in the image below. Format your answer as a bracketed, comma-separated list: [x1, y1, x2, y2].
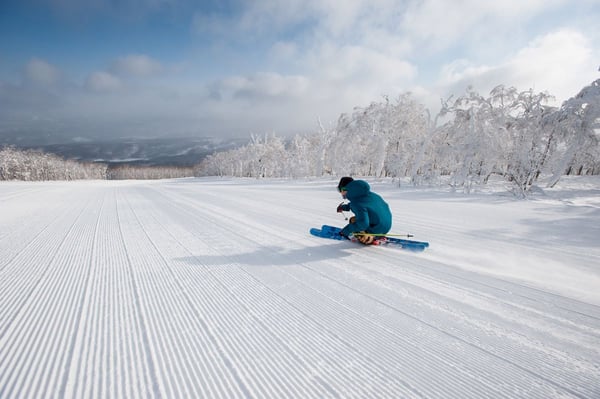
[1, 176, 599, 398]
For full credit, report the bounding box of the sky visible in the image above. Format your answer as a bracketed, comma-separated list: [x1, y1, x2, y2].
[1, 0, 599, 142]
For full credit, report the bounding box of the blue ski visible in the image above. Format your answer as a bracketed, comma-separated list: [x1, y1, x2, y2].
[310, 225, 428, 252]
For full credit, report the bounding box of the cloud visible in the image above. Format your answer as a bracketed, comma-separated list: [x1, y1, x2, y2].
[193, 0, 404, 48]
[509, 30, 593, 90]
[83, 54, 165, 92]
[268, 41, 298, 62]
[312, 44, 416, 84]
[214, 73, 310, 100]
[401, 0, 567, 51]
[435, 29, 597, 107]
[85, 71, 122, 92]
[110, 54, 164, 77]
[23, 58, 61, 87]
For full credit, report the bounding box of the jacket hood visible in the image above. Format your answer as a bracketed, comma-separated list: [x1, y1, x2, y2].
[344, 180, 370, 200]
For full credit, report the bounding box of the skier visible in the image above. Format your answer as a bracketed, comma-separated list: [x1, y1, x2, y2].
[336, 177, 392, 245]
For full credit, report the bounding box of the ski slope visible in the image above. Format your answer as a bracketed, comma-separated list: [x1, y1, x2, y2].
[1, 177, 599, 398]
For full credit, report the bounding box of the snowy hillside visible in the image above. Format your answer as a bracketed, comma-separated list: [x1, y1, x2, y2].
[1, 177, 599, 398]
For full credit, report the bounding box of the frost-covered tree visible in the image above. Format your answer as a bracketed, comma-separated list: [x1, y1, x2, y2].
[430, 87, 501, 190]
[327, 94, 429, 178]
[197, 133, 289, 178]
[287, 133, 323, 178]
[108, 165, 194, 180]
[544, 79, 600, 187]
[430, 85, 556, 195]
[503, 89, 556, 197]
[0, 146, 108, 181]
[193, 80, 598, 195]
[250, 134, 288, 178]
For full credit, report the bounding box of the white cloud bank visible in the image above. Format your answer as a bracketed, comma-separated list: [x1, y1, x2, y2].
[434, 29, 596, 108]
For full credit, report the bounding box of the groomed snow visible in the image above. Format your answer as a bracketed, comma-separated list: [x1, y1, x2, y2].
[1, 177, 599, 398]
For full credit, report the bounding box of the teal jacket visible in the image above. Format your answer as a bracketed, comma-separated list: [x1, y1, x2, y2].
[339, 180, 392, 237]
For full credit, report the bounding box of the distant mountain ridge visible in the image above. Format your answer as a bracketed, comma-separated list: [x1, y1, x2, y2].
[0, 136, 248, 167]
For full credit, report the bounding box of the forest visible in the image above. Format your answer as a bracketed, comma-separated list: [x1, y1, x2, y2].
[2, 80, 599, 197]
[196, 80, 600, 196]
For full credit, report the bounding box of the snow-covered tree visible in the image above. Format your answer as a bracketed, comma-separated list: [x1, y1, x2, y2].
[108, 165, 194, 180]
[0, 146, 108, 181]
[544, 79, 600, 187]
[327, 94, 429, 178]
[429, 85, 556, 195]
[503, 89, 556, 197]
[430, 87, 500, 190]
[192, 80, 598, 196]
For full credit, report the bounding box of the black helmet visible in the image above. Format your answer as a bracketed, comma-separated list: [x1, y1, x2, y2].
[337, 176, 354, 192]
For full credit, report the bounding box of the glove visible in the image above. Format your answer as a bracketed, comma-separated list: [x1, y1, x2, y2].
[336, 203, 344, 213]
[356, 233, 375, 245]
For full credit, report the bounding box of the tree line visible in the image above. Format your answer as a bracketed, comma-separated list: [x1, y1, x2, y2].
[2, 79, 598, 196]
[0, 147, 194, 181]
[196, 80, 600, 196]
[0, 147, 108, 181]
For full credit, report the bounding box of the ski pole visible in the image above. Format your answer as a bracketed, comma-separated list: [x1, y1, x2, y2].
[356, 232, 414, 238]
[338, 202, 349, 221]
